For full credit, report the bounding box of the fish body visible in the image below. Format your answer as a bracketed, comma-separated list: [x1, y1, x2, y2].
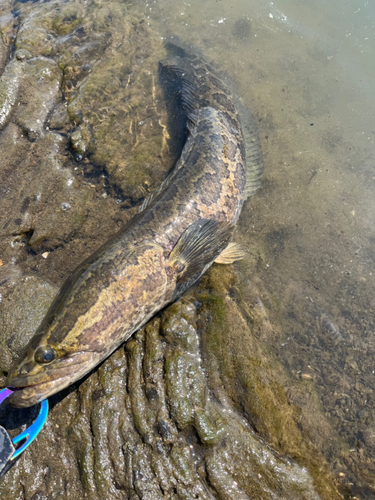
[6, 45, 263, 408]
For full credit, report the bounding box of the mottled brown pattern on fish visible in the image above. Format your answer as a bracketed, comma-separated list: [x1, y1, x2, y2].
[130, 109, 246, 251]
[6, 50, 251, 408]
[75, 245, 175, 350]
[159, 47, 248, 168]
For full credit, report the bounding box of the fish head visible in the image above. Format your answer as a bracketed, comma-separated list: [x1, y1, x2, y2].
[5, 242, 172, 408]
[5, 327, 103, 408]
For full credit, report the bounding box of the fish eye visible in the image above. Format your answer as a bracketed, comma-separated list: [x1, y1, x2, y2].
[34, 345, 56, 364]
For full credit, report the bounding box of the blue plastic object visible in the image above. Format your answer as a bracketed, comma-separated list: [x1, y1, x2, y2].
[0, 388, 48, 461]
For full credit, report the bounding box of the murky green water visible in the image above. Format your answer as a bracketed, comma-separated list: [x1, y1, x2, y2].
[0, 0, 374, 498]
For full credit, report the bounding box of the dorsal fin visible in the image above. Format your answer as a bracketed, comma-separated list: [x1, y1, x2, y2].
[159, 58, 200, 113]
[232, 94, 264, 199]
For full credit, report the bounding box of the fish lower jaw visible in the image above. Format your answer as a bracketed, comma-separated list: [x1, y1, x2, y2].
[6, 376, 72, 408]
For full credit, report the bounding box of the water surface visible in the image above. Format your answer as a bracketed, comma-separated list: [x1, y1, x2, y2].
[144, 0, 375, 496]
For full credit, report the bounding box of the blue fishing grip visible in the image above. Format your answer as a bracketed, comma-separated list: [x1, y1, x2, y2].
[12, 399, 49, 459]
[0, 388, 13, 405]
[0, 388, 49, 461]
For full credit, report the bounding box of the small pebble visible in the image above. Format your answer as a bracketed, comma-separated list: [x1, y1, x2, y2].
[42, 252, 49, 259]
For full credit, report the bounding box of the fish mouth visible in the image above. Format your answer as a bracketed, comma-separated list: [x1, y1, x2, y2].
[5, 351, 100, 408]
[6, 375, 74, 408]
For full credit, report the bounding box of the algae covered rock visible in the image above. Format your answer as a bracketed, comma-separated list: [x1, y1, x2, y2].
[0, 295, 326, 500]
[0, 0, 171, 287]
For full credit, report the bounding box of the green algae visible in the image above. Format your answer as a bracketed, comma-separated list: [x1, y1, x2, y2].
[14, 57, 62, 140]
[0, 276, 334, 499]
[51, 14, 83, 36]
[59, 13, 171, 197]
[70, 125, 92, 159]
[165, 347, 195, 428]
[127, 336, 156, 443]
[194, 406, 227, 445]
[196, 267, 344, 500]
[0, 59, 25, 129]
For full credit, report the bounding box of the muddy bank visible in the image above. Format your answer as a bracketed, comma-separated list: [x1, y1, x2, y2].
[0, 273, 338, 499]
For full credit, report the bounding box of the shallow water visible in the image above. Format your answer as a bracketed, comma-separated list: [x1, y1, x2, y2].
[0, 0, 374, 498]
[146, 0, 375, 496]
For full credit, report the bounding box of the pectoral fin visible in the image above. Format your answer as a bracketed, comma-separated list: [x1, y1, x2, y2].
[214, 242, 245, 264]
[169, 219, 235, 282]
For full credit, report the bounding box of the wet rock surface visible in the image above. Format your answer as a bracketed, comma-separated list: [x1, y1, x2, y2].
[0, 0, 369, 499]
[0, 273, 58, 376]
[0, 0, 171, 286]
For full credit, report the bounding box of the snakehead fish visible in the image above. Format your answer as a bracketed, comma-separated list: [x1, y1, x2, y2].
[6, 43, 264, 408]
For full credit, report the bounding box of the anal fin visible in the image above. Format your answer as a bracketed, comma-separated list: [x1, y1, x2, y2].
[168, 218, 235, 282]
[215, 242, 245, 264]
